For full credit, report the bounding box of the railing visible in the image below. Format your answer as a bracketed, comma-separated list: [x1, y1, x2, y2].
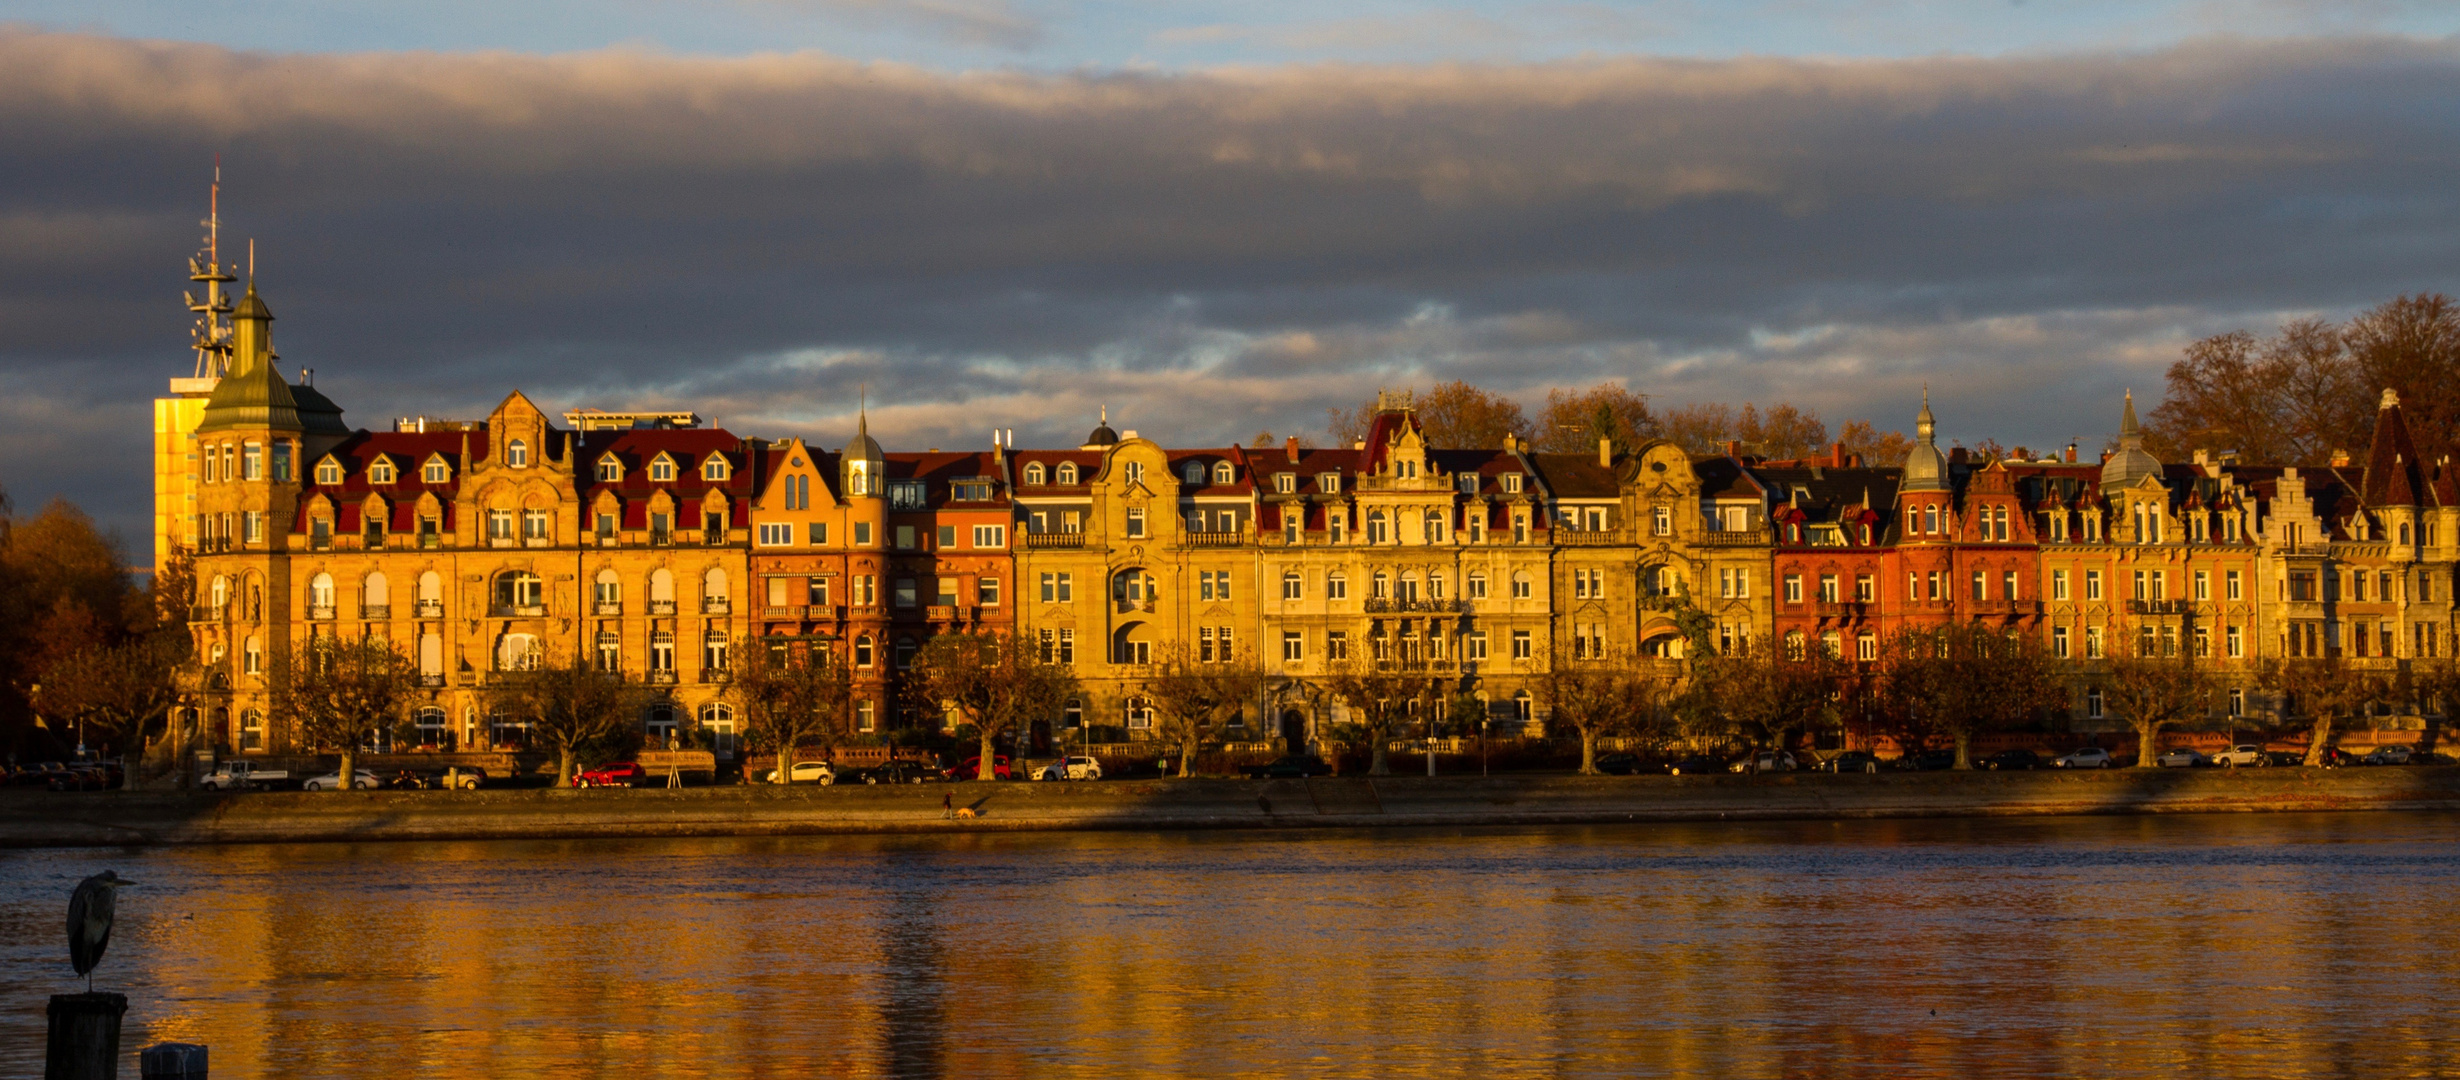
[702, 669, 732, 684]
[1364, 597, 1470, 614]
[490, 604, 547, 618]
[594, 532, 619, 547]
[1815, 601, 1870, 619]
[419, 532, 441, 549]
[363, 605, 390, 620]
[703, 529, 725, 547]
[417, 600, 444, 618]
[419, 674, 446, 688]
[308, 605, 336, 621]
[1553, 529, 1627, 547]
[927, 604, 961, 622]
[310, 533, 332, 551]
[650, 530, 672, 547]
[1024, 532, 1085, 549]
[524, 536, 552, 548]
[702, 598, 731, 615]
[764, 605, 801, 619]
[594, 602, 623, 617]
[2126, 599, 2193, 616]
[1116, 598, 1155, 615]
[1698, 528, 1772, 546]
[1972, 598, 2043, 615]
[649, 600, 677, 616]
[649, 670, 679, 685]
[189, 605, 227, 623]
[1183, 531, 1245, 548]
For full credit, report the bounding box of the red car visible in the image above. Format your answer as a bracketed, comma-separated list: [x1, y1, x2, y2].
[573, 761, 650, 788]
[942, 755, 1012, 781]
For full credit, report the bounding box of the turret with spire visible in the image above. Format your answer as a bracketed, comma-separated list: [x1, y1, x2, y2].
[2100, 390, 2163, 494]
[1901, 386, 1950, 492]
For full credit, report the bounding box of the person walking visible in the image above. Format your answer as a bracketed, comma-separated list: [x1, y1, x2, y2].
[941, 792, 953, 819]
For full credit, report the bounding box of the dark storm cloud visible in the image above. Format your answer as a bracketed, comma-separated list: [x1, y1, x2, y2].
[3, 29, 2458, 545]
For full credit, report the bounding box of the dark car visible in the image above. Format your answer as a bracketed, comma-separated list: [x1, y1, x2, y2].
[2315, 746, 2362, 768]
[863, 761, 940, 785]
[943, 756, 1013, 781]
[574, 761, 650, 788]
[1665, 755, 1724, 776]
[47, 767, 110, 792]
[1594, 752, 1642, 775]
[1899, 749, 1958, 771]
[382, 769, 436, 790]
[1977, 749, 2042, 771]
[1824, 750, 1885, 774]
[1244, 755, 1334, 779]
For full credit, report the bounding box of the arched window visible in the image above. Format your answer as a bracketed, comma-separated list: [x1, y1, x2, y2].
[1184, 461, 1205, 485]
[1327, 571, 1348, 600]
[1372, 571, 1392, 600]
[1466, 570, 1488, 599]
[1282, 569, 1303, 599]
[507, 439, 529, 468]
[702, 703, 740, 756]
[1424, 509, 1446, 543]
[1057, 462, 1079, 485]
[1398, 572, 1420, 602]
[418, 570, 443, 614]
[651, 456, 676, 482]
[309, 573, 336, 615]
[650, 568, 676, 610]
[240, 709, 265, 751]
[498, 631, 540, 671]
[210, 575, 229, 610]
[494, 570, 543, 612]
[593, 568, 621, 611]
[1214, 462, 1235, 484]
[703, 455, 729, 481]
[414, 707, 448, 747]
[363, 572, 388, 614]
[1510, 570, 1533, 599]
[597, 456, 622, 482]
[703, 567, 729, 603]
[1367, 510, 1389, 544]
[1024, 462, 1046, 485]
[1427, 572, 1447, 600]
[854, 634, 875, 668]
[1114, 568, 1155, 607]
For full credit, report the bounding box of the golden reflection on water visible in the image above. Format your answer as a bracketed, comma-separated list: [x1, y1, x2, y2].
[7, 814, 2460, 1078]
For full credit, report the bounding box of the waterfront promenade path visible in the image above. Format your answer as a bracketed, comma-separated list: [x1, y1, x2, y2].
[7, 768, 2460, 848]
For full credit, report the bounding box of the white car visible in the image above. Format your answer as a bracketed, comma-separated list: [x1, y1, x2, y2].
[2053, 748, 2116, 769]
[1038, 756, 1104, 781]
[2156, 748, 2209, 768]
[762, 761, 835, 785]
[1729, 751, 1798, 774]
[2210, 744, 2270, 768]
[301, 769, 382, 791]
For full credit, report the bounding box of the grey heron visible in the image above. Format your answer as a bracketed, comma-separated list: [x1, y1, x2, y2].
[67, 871, 135, 992]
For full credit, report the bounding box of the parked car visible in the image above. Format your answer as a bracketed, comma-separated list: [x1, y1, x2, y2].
[301, 769, 382, 791]
[1594, 752, 1642, 775]
[1243, 755, 1334, 779]
[2053, 747, 2116, 769]
[202, 760, 291, 790]
[851, 761, 939, 785]
[2210, 745, 2270, 768]
[1730, 750, 1798, 774]
[1824, 750, 1885, 774]
[1977, 749, 2042, 771]
[943, 755, 1013, 781]
[381, 769, 435, 789]
[573, 761, 651, 788]
[1897, 749, 1958, 771]
[435, 766, 488, 790]
[762, 761, 836, 784]
[2316, 746, 2361, 768]
[2156, 748, 2211, 768]
[46, 767, 110, 792]
[1037, 756, 1105, 781]
[2363, 745, 2414, 766]
[3, 763, 69, 787]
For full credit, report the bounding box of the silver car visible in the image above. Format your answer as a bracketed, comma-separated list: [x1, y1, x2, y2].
[301, 769, 382, 791]
[2053, 747, 2116, 769]
[1037, 756, 1104, 781]
[2155, 748, 2209, 768]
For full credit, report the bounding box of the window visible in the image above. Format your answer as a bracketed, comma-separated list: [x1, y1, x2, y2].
[598, 457, 622, 482]
[424, 457, 450, 484]
[1501, 473, 1521, 494]
[1124, 462, 1145, 486]
[895, 525, 916, 549]
[1855, 574, 1873, 602]
[1330, 512, 1347, 545]
[1367, 511, 1389, 544]
[370, 459, 395, 485]
[2085, 570, 2102, 601]
[978, 577, 1001, 606]
[2051, 569, 2070, 600]
[1326, 631, 1350, 661]
[488, 509, 514, 541]
[1126, 697, 1154, 729]
[242, 442, 263, 480]
[1511, 571, 1532, 600]
[2228, 688, 2244, 717]
[1214, 461, 1235, 484]
[855, 700, 877, 732]
[1818, 574, 1839, 603]
[1653, 506, 1671, 536]
[759, 523, 792, 546]
[1199, 570, 1233, 601]
[2193, 570, 2210, 601]
[973, 524, 1007, 548]
[1371, 571, 1391, 600]
[650, 457, 676, 482]
[1024, 463, 1046, 485]
[494, 570, 544, 612]
[522, 509, 550, 542]
[1468, 571, 1489, 599]
[703, 456, 728, 481]
[1971, 572, 1986, 601]
[2086, 626, 2104, 659]
[2052, 626, 2070, 658]
[1057, 462, 1079, 484]
[1328, 572, 1349, 601]
[853, 521, 872, 546]
[1277, 473, 1298, 494]
[1125, 507, 1146, 538]
[2003, 572, 2018, 600]
[2194, 626, 2211, 658]
[507, 439, 529, 468]
[315, 458, 342, 485]
[1040, 572, 1074, 603]
[1283, 631, 1305, 663]
[703, 631, 729, 673]
[1511, 630, 1532, 661]
[2087, 687, 2104, 720]
[1283, 570, 1303, 600]
[855, 634, 875, 668]
[1425, 509, 1447, 544]
[894, 578, 918, 608]
[1783, 575, 1803, 603]
[1320, 472, 1341, 494]
[244, 636, 263, 674]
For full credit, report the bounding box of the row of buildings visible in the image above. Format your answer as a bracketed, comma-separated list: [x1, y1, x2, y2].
[158, 273, 2459, 760]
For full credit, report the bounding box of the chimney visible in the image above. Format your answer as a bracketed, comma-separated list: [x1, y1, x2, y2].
[2065, 443, 2077, 463]
[1724, 440, 1742, 459]
[1353, 440, 1366, 451]
[1285, 435, 1300, 464]
[1598, 436, 1612, 467]
[1831, 441, 1847, 469]
[2331, 449, 2352, 468]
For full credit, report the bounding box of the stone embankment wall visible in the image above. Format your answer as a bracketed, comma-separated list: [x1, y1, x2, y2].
[7, 769, 2459, 849]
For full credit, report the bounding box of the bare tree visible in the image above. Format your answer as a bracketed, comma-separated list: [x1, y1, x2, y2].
[908, 632, 1078, 781]
[1143, 644, 1268, 777]
[274, 635, 419, 791]
[1836, 420, 1915, 466]
[1535, 384, 1655, 453]
[1328, 380, 1530, 449]
[2100, 652, 2220, 768]
[1543, 645, 1673, 774]
[727, 635, 855, 782]
[485, 650, 649, 787]
[2347, 293, 2460, 455]
[1684, 635, 1839, 756]
[2259, 657, 2391, 766]
[1879, 625, 2064, 769]
[34, 635, 189, 789]
[1322, 654, 1440, 775]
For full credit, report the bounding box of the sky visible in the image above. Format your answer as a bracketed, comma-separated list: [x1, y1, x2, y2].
[4, 1, 2460, 560]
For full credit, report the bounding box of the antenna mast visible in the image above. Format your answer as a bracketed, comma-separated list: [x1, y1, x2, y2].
[184, 158, 236, 379]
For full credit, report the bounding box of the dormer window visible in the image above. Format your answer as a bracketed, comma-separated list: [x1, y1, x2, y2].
[1276, 473, 1296, 494]
[1320, 473, 1341, 494]
[1184, 462, 1205, 484]
[1396, 459, 1418, 479]
[422, 457, 450, 484]
[369, 459, 395, 485]
[597, 456, 622, 482]
[1213, 462, 1234, 485]
[315, 458, 343, 485]
[1024, 463, 1046, 485]
[953, 480, 992, 502]
[651, 456, 676, 483]
[1056, 462, 1079, 485]
[1459, 474, 1478, 495]
[507, 439, 529, 468]
[1501, 473, 1522, 494]
[702, 456, 729, 481]
[889, 480, 928, 510]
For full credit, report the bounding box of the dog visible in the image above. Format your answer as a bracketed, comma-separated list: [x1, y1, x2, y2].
[953, 806, 977, 820]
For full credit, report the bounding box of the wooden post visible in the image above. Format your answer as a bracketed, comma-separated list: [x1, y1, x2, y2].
[140, 1043, 208, 1079]
[45, 992, 126, 1080]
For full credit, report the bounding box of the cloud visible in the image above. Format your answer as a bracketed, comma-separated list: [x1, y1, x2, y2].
[737, 0, 1044, 50]
[0, 30, 2455, 545]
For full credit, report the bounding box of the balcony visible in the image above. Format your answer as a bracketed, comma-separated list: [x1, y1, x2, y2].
[418, 532, 441, 550]
[2125, 599, 2194, 616]
[1363, 597, 1470, 614]
[763, 605, 802, 619]
[1554, 529, 1628, 547]
[649, 670, 679, 686]
[649, 600, 677, 616]
[419, 674, 446, 688]
[650, 530, 672, 548]
[927, 604, 963, 622]
[363, 605, 390, 621]
[1814, 601, 1870, 620]
[594, 602, 623, 617]
[1116, 598, 1156, 615]
[308, 605, 336, 621]
[701, 668, 732, 684]
[524, 536, 553, 548]
[490, 604, 548, 618]
[309, 533, 333, 551]
[1699, 528, 1772, 546]
[703, 529, 725, 547]
[189, 604, 227, 623]
[594, 532, 620, 547]
[1184, 531, 1245, 548]
[701, 598, 731, 616]
[1024, 531, 1085, 549]
[416, 600, 445, 618]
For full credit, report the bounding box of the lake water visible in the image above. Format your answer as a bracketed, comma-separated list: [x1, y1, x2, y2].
[5, 813, 2458, 1078]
